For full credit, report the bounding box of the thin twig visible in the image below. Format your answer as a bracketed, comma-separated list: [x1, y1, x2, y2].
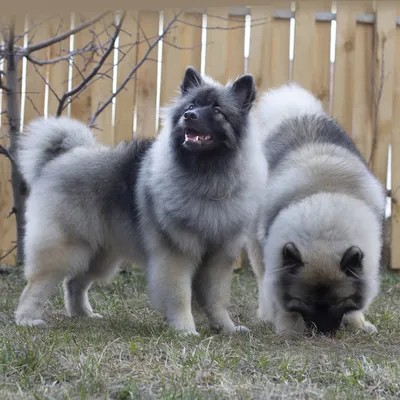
[137, 22, 152, 49]
[0, 245, 17, 262]
[0, 70, 10, 92]
[0, 144, 16, 166]
[163, 40, 203, 51]
[56, 12, 125, 116]
[177, 18, 269, 31]
[32, 64, 60, 102]
[14, 15, 54, 43]
[26, 95, 42, 117]
[25, 11, 110, 54]
[63, 37, 140, 111]
[7, 207, 16, 218]
[89, 10, 183, 128]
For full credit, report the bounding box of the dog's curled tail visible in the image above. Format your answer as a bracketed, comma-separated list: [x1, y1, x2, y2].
[255, 82, 324, 138]
[18, 116, 96, 185]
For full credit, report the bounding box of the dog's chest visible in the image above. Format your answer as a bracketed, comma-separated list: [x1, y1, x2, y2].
[161, 188, 252, 243]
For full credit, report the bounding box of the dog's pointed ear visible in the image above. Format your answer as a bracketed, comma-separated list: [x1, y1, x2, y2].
[231, 74, 256, 111]
[282, 242, 303, 273]
[341, 246, 364, 277]
[181, 66, 204, 94]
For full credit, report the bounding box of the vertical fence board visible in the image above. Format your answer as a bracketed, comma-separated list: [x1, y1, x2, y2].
[88, 13, 115, 145]
[160, 10, 202, 110]
[69, 13, 94, 124]
[269, 3, 292, 88]
[371, 1, 396, 186]
[352, 1, 375, 159]
[47, 14, 71, 116]
[226, 14, 245, 79]
[292, 1, 317, 91]
[248, 6, 273, 91]
[113, 12, 138, 143]
[135, 10, 160, 139]
[205, 8, 246, 84]
[312, 1, 332, 113]
[205, 8, 229, 83]
[24, 16, 48, 126]
[391, 4, 400, 270]
[248, 3, 292, 92]
[332, 3, 359, 135]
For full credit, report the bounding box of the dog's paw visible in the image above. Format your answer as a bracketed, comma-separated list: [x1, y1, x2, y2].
[89, 312, 103, 319]
[180, 329, 200, 337]
[363, 321, 378, 334]
[234, 325, 250, 334]
[16, 317, 46, 327]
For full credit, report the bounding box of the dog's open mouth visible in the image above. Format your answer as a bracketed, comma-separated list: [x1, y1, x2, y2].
[183, 129, 214, 148]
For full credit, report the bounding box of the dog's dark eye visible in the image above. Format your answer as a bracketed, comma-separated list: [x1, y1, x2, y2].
[187, 104, 194, 111]
[213, 107, 221, 114]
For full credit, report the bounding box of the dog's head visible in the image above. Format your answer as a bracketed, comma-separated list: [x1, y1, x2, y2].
[167, 66, 256, 163]
[277, 243, 365, 335]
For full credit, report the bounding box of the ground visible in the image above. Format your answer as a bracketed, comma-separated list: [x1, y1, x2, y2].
[1, 266, 400, 400]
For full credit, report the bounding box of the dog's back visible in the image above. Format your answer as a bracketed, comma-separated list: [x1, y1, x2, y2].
[254, 84, 385, 240]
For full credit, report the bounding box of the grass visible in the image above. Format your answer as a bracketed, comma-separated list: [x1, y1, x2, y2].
[1, 266, 400, 400]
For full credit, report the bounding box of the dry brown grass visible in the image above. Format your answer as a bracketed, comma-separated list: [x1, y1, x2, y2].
[1, 266, 400, 399]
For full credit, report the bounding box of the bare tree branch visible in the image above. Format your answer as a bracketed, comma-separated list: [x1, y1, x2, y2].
[25, 11, 110, 54]
[89, 10, 183, 128]
[63, 36, 140, 111]
[56, 12, 125, 116]
[25, 42, 98, 65]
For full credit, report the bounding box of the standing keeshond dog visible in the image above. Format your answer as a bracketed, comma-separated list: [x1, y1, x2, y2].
[15, 67, 268, 335]
[247, 83, 386, 336]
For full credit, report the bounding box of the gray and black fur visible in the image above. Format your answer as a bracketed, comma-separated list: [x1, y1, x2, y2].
[247, 83, 386, 336]
[15, 67, 268, 335]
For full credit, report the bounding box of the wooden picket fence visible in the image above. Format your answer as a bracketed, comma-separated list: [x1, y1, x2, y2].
[0, 2, 400, 269]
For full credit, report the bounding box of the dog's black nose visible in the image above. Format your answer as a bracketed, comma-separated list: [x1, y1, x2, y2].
[183, 110, 199, 120]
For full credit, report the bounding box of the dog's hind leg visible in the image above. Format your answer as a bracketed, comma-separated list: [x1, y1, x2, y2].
[64, 251, 121, 319]
[15, 242, 91, 327]
[246, 238, 264, 281]
[246, 238, 272, 321]
[194, 248, 246, 334]
[63, 275, 101, 318]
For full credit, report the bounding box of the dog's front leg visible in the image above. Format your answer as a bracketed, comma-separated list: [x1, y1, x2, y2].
[148, 247, 198, 335]
[193, 247, 248, 334]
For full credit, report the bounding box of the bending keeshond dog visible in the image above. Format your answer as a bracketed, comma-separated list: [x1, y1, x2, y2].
[14, 67, 268, 335]
[247, 83, 386, 336]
